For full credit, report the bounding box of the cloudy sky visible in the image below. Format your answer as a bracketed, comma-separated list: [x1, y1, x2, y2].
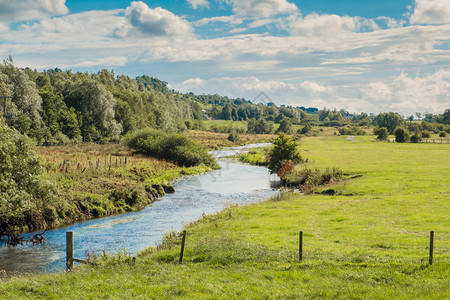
[1, 0, 449, 115]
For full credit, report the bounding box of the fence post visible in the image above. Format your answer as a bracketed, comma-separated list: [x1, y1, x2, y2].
[299, 231, 303, 262]
[66, 231, 74, 271]
[429, 231, 434, 265]
[179, 230, 187, 264]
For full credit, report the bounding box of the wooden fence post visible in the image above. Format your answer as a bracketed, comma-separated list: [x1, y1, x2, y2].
[429, 231, 434, 265]
[179, 230, 187, 264]
[66, 231, 74, 271]
[299, 231, 303, 262]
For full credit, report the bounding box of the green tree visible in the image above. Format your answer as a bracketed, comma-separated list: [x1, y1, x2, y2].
[374, 112, 404, 134]
[64, 79, 122, 142]
[0, 122, 57, 234]
[0, 58, 44, 139]
[247, 118, 273, 134]
[268, 133, 302, 175]
[277, 117, 293, 134]
[394, 127, 410, 143]
[373, 127, 389, 140]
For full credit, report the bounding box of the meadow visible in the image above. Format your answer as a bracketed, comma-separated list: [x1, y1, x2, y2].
[0, 135, 449, 299]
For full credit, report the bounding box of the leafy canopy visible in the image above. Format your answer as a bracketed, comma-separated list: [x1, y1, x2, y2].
[268, 133, 302, 175]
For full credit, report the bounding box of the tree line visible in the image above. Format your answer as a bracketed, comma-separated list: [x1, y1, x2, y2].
[1, 57, 449, 143]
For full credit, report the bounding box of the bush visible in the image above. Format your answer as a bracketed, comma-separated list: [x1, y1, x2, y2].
[227, 133, 240, 142]
[439, 131, 447, 137]
[123, 128, 218, 168]
[410, 133, 421, 143]
[338, 127, 366, 136]
[0, 122, 57, 235]
[421, 131, 431, 138]
[373, 127, 389, 140]
[268, 133, 302, 175]
[394, 127, 410, 143]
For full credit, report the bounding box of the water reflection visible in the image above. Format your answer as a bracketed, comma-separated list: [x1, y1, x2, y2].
[0, 144, 278, 274]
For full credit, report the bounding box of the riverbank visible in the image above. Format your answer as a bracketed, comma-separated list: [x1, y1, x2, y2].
[0, 135, 448, 298]
[1, 143, 213, 238]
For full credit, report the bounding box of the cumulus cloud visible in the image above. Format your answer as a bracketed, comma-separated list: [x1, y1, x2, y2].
[188, 0, 209, 9]
[113, 1, 193, 38]
[0, 0, 68, 23]
[231, 0, 298, 18]
[410, 0, 450, 24]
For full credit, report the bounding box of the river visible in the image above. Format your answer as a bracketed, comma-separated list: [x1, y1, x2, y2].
[0, 143, 279, 275]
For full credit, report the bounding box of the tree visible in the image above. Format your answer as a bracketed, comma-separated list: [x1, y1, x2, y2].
[0, 58, 44, 139]
[373, 127, 389, 140]
[268, 133, 302, 175]
[394, 127, 410, 143]
[64, 79, 122, 142]
[0, 122, 56, 234]
[247, 118, 273, 134]
[220, 103, 233, 120]
[443, 109, 450, 125]
[277, 117, 292, 134]
[374, 112, 404, 134]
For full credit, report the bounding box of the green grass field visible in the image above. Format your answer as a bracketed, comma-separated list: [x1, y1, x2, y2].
[1, 135, 449, 299]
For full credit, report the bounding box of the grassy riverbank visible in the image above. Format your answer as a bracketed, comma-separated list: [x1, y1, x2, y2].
[1, 143, 212, 236]
[1, 135, 449, 298]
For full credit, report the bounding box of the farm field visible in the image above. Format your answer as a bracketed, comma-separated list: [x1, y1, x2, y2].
[0, 135, 449, 299]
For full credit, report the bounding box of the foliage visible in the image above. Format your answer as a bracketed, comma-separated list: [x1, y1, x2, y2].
[439, 131, 447, 137]
[338, 126, 366, 135]
[123, 128, 218, 168]
[0, 123, 57, 234]
[393, 127, 410, 143]
[374, 112, 404, 134]
[421, 131, 431, 138]
[267, 133, 302, 175]
[0, 58, 44, 141]
[247, 118, 274, 134]
[227, 133, 240, 143]
[283, 166, 343, 192]
[64, 79, 122, 142]
[410, 133, 421, 143]
[373, 127, 389, 140]
[276, 117, 293, 134]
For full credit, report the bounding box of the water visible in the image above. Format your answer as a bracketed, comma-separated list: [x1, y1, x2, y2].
[0, 144, 278, 275]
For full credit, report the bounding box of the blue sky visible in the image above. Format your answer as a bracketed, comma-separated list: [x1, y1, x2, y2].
[0, 0, 449, 115]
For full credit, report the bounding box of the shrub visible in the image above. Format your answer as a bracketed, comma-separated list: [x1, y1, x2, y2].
[394, 127, 410, 143]
[227, 133, 240, 142]
[439, 131, 447, 137]
[421, 131, 431, 138]
[123, 128, 218, 168]
[339, 127, 366, 136]
[410, 133, 421, 143]
[373, 127, 389, 140]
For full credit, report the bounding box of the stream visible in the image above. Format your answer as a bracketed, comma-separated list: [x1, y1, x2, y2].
[0, 143, 279, 275]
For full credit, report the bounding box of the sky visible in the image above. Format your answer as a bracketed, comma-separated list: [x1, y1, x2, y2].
[0, 0, 449, 115]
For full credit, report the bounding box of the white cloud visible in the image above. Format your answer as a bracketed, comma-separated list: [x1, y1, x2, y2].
[231, 0, 298, 18]
[187, 0, 209, 9]
[300, 81, 333, 95]
[193, 15, 243, 26]
[0, 0, 68, 23]
[289, 14, 359, 36]
[410, 0, 450, 24]
[113, 1, 193, 38]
